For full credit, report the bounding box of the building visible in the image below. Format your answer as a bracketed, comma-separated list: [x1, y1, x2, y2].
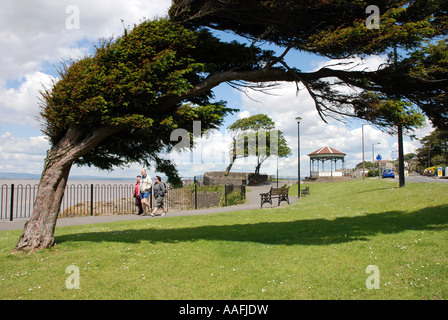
[308, 146, 346, 178]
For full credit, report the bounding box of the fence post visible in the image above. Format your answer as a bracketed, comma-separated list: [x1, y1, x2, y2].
[90, 184, 94, 216]
[10, 184, 14, 221]
[224, 184, 227, 207]
[150, 187, 153, 209]
[194, 184, 197, 209]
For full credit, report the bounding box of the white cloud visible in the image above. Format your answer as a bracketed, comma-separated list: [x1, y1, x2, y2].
[237, 110, 251, 119]
[0, 0, 171, 71]
[0, 0, 172, 176]
[1, 72, 56, 127]
[0, 0, 172, 125]
[0, 132, 49, 173]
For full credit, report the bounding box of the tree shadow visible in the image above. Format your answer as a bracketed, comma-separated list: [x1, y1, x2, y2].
[55, 205, 448, 247]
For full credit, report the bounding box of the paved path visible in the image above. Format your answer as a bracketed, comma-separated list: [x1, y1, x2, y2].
[0, 181, 298, 231]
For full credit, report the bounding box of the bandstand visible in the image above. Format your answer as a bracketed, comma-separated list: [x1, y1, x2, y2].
[308, 146, 346, 178]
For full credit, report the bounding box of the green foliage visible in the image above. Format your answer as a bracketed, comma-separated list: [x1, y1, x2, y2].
[353, 92, 426, 133]
[39, 19, 279, 183]
[170, 1, 448, 129]
[228, 114, 275, 131]
[171, 0, 446, 57]
[404, 39, 448, 129]
[368, 169, 380, 177]
[228, 114, 291, 158]
[41, 20, 207, 142]
[308, 6, 436, 58]
[416, 128, 448, 167]
[356, 161, 374, 170]
[223, 189, 246, 206]
[227, 114, 291, 174]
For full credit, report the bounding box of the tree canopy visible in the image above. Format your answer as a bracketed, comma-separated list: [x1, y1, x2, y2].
[39, 19, 281, 183]
[170, 0, 448, 129]
[225, 114, 291, 174]
[15, 18, 283, 250]
[170, 0, 446, 55]
[416, 128, 448, 167]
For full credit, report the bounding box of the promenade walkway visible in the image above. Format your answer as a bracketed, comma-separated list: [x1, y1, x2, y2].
[0, 181, 298, 231]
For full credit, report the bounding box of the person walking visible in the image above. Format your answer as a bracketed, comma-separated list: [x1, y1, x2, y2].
[152, 176, 167, 216]
[133, 175, 144, 215]
[139, 169, 152, 215]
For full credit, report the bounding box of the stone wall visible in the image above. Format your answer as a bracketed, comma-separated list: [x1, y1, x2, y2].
[196, 191, 222, 208]
[203, 171, 267, 186]
[203, 171, 247, 186]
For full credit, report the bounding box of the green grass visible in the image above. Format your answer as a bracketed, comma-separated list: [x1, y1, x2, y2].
[1, 179, 447, 300]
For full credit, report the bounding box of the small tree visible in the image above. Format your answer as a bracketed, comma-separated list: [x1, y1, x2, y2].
[356, 161, 374, 170]
[416, 128, 448, 167]
[225, 114, 291, 175]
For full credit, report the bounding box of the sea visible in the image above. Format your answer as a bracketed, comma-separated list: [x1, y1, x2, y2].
[0, 178, 136, 187]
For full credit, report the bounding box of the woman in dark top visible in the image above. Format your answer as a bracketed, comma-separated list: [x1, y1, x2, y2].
[152, 176, 167, 216]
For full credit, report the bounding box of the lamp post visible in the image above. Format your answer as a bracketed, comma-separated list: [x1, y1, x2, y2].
[398, 125, 405, 187]
[362, 124, 368, 180]
[295, 116, 302, 199]
[276, 155, 279, 188]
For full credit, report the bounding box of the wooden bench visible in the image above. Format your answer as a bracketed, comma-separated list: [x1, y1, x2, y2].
[301, 186, 310, 197]
[260, 186, 290, 208]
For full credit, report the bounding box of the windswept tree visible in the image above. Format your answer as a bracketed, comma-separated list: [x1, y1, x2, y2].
[225, 114, 291, 175]
[16, 0, 448, 251]
[15, 19, 275, 251]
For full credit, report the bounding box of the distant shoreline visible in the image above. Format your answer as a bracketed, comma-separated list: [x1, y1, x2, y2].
[0, 179, 135, 185]
[0, 174, 134, 181]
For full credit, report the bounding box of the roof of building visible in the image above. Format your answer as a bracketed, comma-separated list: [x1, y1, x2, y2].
[308, 146, 346, 157]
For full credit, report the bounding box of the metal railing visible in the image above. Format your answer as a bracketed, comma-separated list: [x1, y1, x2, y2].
[1, 184, 39, 221]
[1, 183, 246, 221]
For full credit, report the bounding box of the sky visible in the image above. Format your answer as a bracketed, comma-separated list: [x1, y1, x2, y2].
[0, 0, 435, 181]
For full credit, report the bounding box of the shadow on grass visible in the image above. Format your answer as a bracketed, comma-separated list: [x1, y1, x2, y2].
[55, 205, 448, 247]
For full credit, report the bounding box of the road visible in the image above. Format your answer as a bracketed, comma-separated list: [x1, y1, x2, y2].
[393, 174, 448, 184]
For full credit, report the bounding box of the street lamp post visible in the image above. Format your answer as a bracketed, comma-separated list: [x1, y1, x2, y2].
[276, 155, 279, 188]
[398, 125, 405, 187]
[295, 116, 302, 199]
[362, 124, 367, 180]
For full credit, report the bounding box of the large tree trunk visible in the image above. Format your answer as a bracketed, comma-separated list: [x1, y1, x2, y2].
[14, 126, 119, 252]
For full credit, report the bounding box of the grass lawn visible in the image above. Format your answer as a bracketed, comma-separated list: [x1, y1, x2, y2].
[0, 179, 447, 300]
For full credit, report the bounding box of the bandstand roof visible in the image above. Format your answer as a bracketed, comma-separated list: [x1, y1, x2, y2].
[308, 146, 346, 159]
